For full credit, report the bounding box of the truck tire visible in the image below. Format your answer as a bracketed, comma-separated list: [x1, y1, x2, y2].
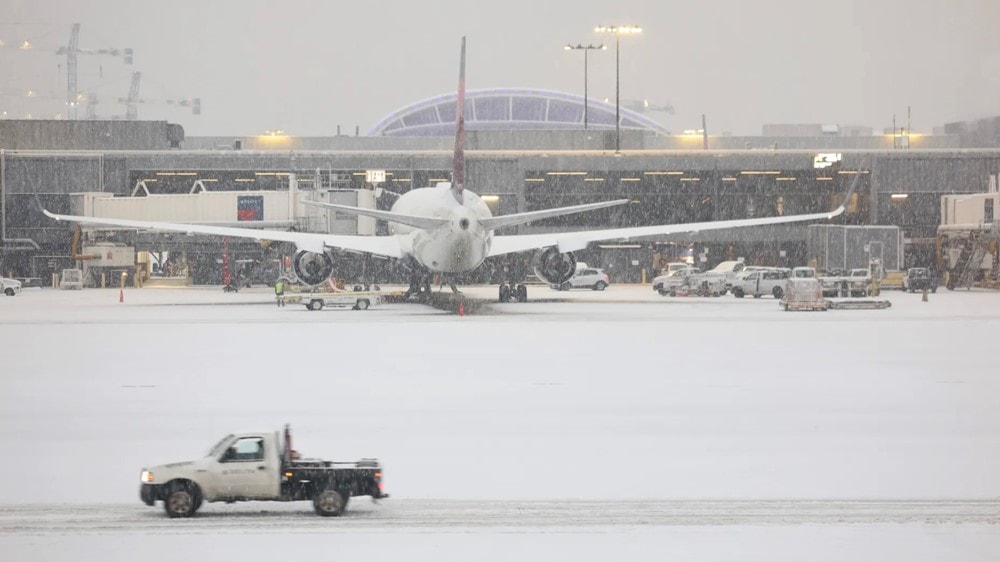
[658, 289, 669, 296]
[308, 299, 324, 311]
[313, 489, 348, 516]
[772, 286, 784, 299]
[4, 288, 13, 296]
[164, 482, 201, 518]
[732, 287, 744, 298]
[354, 299, 370, 311]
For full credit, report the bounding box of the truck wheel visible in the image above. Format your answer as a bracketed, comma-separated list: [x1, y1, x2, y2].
[355, 299, 370, 311]
[308, 299, 324, 311]
[732, 287, 744, 298]
[772, 286, 784, 299]
[164, 482, 200, 518]
[4, 288, 13, 296]
[658, 289, 668, 296]
[313, 489, 347, 516]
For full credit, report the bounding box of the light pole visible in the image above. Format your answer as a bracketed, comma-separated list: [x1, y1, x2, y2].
[564, 43, 606, 129]
[595, 25, 642, 153]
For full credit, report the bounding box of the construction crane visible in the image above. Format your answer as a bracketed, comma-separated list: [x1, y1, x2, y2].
[55, 23, 132, 119]
[116, 72, 201, 120]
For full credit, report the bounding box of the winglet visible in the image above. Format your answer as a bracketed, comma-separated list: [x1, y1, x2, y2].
[451, 36, 467, 204]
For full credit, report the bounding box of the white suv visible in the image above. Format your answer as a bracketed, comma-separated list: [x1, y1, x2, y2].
[2, 277, 22, 296]
[552, 267, 610, 291]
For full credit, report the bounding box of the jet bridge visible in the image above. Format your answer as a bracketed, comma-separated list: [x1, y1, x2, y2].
[69, 175, 377, 236]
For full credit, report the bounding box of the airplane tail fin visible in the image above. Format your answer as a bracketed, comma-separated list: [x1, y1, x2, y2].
[451, 36, 466, 204]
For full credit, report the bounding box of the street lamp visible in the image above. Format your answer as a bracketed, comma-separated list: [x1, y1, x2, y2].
[595, 25, 642, 153]
[564, 43, 606, 129]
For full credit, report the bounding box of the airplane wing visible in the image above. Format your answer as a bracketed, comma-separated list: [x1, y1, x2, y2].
[489, 168, 863, 258]
[488, 207, 845, 257]
[41, 210, 403, 258]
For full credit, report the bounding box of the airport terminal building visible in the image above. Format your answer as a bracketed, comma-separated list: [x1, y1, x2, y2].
[2, 93, 999, 285]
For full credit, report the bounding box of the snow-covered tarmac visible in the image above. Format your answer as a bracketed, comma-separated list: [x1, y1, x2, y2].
[1, 285, 998, 560]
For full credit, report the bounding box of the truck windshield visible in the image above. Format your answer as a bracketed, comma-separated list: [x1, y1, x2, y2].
[206, 434, 234, 457]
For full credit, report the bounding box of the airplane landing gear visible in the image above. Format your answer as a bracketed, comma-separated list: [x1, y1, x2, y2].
[406, 272, 433, 302]
[498, 283, 528, 303]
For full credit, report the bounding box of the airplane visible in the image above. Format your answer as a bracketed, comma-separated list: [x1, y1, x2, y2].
[44, 37, 859, 303]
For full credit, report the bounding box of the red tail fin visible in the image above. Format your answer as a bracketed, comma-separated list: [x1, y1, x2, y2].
[451, 36, 466, 203]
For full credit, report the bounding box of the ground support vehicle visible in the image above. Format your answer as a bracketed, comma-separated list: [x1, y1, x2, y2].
[731, 269, 790, 299]
[1, 277, 21, 296]
[652, 267, 698, 295]
[59, 268, 83, 290]
[819, 268, 874, 297]
[827, 298, 892, 310]
[902, 268, 938, 293]
[279, 291, 382, 311]
[139, 426, 387, 518]
[694, 260, 746, 294]
[780, 278, 828, 311]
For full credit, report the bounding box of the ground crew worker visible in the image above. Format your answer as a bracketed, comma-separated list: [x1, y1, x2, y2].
[274, 279, 285, 307]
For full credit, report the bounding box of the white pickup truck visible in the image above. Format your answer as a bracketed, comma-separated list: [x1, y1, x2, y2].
[139, 426, 387, 517]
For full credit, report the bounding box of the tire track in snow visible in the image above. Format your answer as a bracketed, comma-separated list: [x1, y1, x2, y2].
[2, 500, 998, 535]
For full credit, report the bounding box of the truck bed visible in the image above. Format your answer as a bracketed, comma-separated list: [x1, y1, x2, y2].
[280, 458, 386, 502]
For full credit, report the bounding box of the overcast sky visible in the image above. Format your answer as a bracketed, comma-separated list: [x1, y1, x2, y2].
[2, 0, 998, 137]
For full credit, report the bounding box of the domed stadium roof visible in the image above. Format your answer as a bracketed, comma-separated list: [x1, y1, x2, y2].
[368, 88, 669, 137]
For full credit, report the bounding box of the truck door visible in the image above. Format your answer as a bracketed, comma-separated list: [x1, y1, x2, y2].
[215, 435, 280, 499]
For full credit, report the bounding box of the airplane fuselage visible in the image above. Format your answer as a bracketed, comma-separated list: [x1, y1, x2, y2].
[389, 184, 493, 273]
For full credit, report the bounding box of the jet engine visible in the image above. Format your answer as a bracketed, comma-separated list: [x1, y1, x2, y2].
[292, 250, 334, 286]
[532, 247, 576, 285]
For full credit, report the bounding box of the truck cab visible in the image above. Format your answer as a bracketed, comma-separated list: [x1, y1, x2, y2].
[140, 426, 386, 518]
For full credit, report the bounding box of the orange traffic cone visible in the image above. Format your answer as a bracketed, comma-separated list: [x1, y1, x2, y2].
[458, 301, 465, 316]
[119, 288, 124, 303]
[922, 288, 928, 302]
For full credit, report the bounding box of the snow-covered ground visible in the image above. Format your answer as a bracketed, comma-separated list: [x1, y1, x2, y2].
[1, 285, 998, 560]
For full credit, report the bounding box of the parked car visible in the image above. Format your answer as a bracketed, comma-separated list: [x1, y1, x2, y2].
[1, 277, 22, 296]
[652, 267, 701, 296]
[902, 267, 937, 293]
[658, 262, 693, 276]
[732, 268, 790, 298]
[552, 267, 610, 291]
